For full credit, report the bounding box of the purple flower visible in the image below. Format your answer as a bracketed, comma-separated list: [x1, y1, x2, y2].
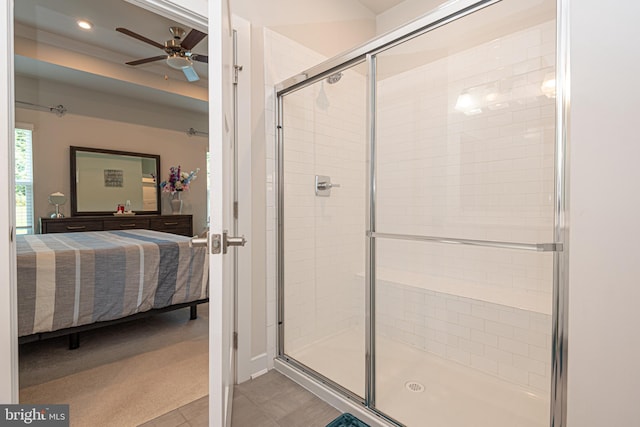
[159, 166, 200, 194]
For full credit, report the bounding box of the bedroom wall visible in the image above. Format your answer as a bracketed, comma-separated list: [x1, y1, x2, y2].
[15, 76, 208, 234]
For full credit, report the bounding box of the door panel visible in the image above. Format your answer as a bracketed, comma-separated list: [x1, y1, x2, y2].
[281, 62, 368, 398]
[372, 1, 556, 425]
[209, 0, 236, 426]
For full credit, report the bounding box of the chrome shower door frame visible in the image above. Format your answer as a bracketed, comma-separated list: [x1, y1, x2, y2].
[275, 0, 570, 425]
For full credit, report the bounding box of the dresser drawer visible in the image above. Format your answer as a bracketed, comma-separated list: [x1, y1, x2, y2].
[103, 218, 150, 231]
[149, 216, 192, 236]
[41, 215, 192, 236]
[43, 220, 104, 233]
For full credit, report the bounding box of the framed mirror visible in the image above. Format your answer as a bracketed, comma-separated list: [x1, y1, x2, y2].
[70, 146, 160, 216]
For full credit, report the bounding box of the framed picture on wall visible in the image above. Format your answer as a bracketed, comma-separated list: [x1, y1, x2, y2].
[104, 169, 124, 187]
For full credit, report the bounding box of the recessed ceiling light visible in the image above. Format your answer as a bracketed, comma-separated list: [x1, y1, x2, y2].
[77, 20, 93, 30]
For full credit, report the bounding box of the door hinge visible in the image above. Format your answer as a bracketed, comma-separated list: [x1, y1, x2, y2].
[233, 65, 243, 85]
[233, 332, 238, 350]
[233, 201, 239, 219]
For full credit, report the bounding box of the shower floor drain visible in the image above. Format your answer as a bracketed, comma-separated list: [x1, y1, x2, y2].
[405, 381, 425, 393]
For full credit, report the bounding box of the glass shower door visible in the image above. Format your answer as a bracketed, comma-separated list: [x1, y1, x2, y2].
[280, 63, 368, 398]
[371, 0, 558, 425]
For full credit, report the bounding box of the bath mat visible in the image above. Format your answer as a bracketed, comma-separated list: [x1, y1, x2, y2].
[326, 413, 370, 427]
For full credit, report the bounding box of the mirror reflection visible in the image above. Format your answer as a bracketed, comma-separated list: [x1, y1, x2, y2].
[70, 146, 160, 215]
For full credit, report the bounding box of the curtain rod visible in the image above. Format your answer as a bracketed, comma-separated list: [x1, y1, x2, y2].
[16, 100, 67, 117]
[186, 127, 208, 137]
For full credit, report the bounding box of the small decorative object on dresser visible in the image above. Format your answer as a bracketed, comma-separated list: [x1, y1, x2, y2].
[160, 165, 199, 215]
[40, 214, 193, 236]
[48, 192, 67, 218]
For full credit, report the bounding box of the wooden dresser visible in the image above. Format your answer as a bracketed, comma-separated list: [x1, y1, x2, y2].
[40, 214, 193, 237]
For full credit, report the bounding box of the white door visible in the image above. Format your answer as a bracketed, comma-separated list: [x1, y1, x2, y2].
[0, 0, 239, 423]
[209, 0, 237, 426]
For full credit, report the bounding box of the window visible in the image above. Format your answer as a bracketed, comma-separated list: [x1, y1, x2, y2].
[15, 125, 34, 235]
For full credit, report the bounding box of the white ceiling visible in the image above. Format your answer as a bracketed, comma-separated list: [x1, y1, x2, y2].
[14, 0, 208, 113]
[14, 0, 208, 67]
[12, 0, 418, 113]
[357, 0, 406, 15]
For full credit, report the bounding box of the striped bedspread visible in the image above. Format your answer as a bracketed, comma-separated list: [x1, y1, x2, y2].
[17, 229, 209, 337]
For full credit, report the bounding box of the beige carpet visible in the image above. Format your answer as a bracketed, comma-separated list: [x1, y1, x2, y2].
[19, 304, 209, 427]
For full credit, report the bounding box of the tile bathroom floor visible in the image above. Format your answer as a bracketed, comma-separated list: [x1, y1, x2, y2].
[140, 370, 341, 427]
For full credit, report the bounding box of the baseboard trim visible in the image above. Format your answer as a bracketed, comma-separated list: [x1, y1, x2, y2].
[250, 353, 268, 379]
[274, 359, 395, 427]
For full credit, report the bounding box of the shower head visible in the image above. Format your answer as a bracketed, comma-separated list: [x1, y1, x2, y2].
[326, 72, 342, 84]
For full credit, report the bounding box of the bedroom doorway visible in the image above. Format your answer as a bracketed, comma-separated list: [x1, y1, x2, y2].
[7, 0, 238, 425]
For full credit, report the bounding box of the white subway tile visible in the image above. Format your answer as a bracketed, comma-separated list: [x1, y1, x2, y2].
[471, 329, 499, 347]
[499, 309, 531, 329]
[458, 313, 485, 330]
[446, 323, 471, 340]
[498, 336, 529, 356]
[484, 346, 513, 365]
[459, 337, 484, 356]
[513, 326, 548, 348]
[446, 299, 472, 315]
[485, 320, 514, 338]
[513, 354, 546, 376]
[529, 344, 550, 363]
[472, 305, 501, 322]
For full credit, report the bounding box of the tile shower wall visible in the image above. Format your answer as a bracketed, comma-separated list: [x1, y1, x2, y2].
[281, 78, 367, 353]
[264, 29, 366, 357]
[374, 19, 556, 391]
[376, 20, 556, 243]
[264, 29, 323, 366]
[267, 17, 556, 391]
[376, 278, 552, 392]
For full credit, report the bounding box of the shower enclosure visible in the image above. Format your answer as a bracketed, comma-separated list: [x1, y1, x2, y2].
[275, 0, 567, 425]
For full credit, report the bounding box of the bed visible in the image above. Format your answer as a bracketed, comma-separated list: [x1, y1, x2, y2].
[17, 229, 209, 348]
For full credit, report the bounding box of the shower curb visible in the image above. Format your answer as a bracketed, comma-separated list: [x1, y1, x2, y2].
[274, 359, 396, 427]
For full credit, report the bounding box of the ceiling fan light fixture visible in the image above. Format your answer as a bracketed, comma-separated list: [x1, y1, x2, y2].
[77, 19, 93, 30]
[166, 55, 192, 70]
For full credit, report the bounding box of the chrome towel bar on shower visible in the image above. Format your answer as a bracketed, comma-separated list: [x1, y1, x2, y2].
[367, 231, 562, 252]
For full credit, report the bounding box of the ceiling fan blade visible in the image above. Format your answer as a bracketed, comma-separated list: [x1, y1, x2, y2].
[182, 66, 200, 82]
[180, 29, 207, 50]
[116, 27, 165, 50]
[191, 54, 208, 64]
[126, 55, 167, 66]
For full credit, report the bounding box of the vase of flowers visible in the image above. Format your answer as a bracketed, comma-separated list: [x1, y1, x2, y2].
[160, 166, 199, 215]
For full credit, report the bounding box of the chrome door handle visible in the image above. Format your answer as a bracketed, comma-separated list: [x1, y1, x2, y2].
[223, 230, 247, 254]
[205, 231, 248, 254]
[191, 236, 208, 247]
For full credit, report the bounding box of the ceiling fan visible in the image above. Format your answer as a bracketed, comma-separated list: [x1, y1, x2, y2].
[116, 26, 208, 82]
